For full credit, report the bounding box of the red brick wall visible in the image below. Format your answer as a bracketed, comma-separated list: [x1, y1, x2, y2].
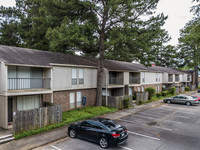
[53, 89, 97, 112]
[43, 94, 52, 103]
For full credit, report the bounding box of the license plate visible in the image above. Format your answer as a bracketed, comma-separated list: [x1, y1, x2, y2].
[121, 132, 125, 137]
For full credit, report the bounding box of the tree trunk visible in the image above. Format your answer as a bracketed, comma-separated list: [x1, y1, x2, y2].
[195, 65, 198, 89]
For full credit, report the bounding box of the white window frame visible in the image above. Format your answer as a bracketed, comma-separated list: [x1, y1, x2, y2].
[77, 92, 82, 107]
[70, 92, 75, 108]
[72, 68, 77, 85]
[78, 69, 84, 85]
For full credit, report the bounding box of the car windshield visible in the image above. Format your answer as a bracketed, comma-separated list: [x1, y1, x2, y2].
[192, 96, 198, 99]
[101, 120, 121, 130]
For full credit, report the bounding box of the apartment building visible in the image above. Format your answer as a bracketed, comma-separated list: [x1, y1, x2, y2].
[0, 45, 193, 129]
[0, 45, 97, 129]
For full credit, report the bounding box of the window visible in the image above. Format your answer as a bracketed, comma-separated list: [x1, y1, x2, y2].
[138, 87, 141, 92]
[141, 86, 144, 92]
[70, 92, 75, 108]
[72, 68, 77, 85]
[77, 92, 82, 107]
[81, 121, 91, 128]
[17, 95, 40, 111]
[79, 69, 84, 84]
[102, 89, 110, 96]
[129, 87, 133, 95]
[141, 72, 145, 83]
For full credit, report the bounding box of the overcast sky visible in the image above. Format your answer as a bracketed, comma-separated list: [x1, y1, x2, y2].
[0, 0, 196, 46]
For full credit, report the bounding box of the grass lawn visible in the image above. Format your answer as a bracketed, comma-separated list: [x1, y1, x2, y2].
[14, 106, 117, 140]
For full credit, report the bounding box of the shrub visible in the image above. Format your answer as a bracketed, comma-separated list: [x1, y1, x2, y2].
[124, 98, 130, 108]
[145, 87, 156, 100]
[198, 86, 200, 89]
[168, 87, 176, 95]
[139, 100, 145, 105]
[132, 95, 136, 100]
[161, 91, 169, 96]
[185, 87, 190, 91]
[156, 93, 162, 97]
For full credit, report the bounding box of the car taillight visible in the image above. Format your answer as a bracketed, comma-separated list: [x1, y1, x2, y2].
[195, 99, 198, 101]
[125, 129, 127, 133]
[111, 133, 120, 138]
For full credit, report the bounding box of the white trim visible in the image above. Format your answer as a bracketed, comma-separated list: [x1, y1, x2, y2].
[53, 87, 96, 92]
[50, 63, 97, 69]
[5, 63, 52, 68]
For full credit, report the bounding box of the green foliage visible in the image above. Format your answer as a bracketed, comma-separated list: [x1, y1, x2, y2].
[132, 95, 136, 100]
[14, 106, 117, 140]
[161, 91, 169, 96]
[123, 98, 130, 108]
[168, 87, 176, 95]
[198, 85, 200, 89]
[185, 87, 190, 91]
[145, 87, 156, 99]
[156, 93, 162, 97]
[139, 100, 145, 105]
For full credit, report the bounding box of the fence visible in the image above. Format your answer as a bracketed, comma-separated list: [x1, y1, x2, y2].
[136, 92, 149, 104]
[102, 95, 132, 110]
[13, 104, 62, 134]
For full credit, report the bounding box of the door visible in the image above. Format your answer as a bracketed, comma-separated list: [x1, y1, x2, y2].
[8, 98, 13, 123]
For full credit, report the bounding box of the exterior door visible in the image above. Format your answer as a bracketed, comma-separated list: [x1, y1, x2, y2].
[8, 98, 13, 122]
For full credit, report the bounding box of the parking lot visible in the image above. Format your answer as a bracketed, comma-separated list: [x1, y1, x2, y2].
[35, 102, 200, 150]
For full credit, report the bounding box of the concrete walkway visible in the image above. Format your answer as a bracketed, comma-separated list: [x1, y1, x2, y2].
[0, 90, 197, 150]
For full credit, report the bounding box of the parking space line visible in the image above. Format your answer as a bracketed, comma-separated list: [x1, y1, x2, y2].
[134, 115, 157, 120]
[118, 145, 134, 150]
[164, 120, 182, 124]
[50, 145, 62, 150]
[176, 116, 189, 119]
[127, 131, 160, 141]
[119, 119, 172, 131]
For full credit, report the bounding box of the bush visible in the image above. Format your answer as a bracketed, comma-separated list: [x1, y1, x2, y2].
[145, 87, 156, 100]
[185, 87, 190, 91]
[161, 91, 169, 96]
[198, 86, 200, 89]
[156, 93, 162, 97]
[139, 100, 145, 105]
[132, 95, 136, 100]
[124, 98, 130, 108]
[168, 87, 176, 95]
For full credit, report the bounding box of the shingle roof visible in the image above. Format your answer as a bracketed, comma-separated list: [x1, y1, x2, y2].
[0, 45, 187, 74]
[0, 45, 97, 67]
[149, 66, 183, 74]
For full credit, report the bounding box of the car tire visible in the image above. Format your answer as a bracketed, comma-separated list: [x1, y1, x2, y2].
[186, 102, 191, 106]
[99, 137, 109, 149]
[69, 129, 77, 138]
[167, 100, 171, 104]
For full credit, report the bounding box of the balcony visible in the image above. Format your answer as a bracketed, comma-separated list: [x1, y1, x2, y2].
[129, 77, 140, 84]
[109, 77, 123, 85]
[168, 77, 173, 82]
[175, 77, 179, 82]
[8, 78, 51, 90]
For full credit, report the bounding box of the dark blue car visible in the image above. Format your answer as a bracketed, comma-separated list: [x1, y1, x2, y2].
[68, 118, 128, 149]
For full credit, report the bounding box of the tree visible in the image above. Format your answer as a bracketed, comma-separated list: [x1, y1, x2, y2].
[178, 18, 200, 88]
[154, 45, 179, 67]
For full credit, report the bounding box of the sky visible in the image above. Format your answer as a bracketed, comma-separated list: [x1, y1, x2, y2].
[0, 0, 196, 46]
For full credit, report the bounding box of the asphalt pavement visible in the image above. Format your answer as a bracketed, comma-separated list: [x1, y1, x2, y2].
[33, 91, 200, 150]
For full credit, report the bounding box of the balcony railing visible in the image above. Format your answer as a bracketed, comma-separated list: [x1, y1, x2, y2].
[175, 77, 179, 82]
[109, 77, 123, 85]
[168, 77, 173, 82]
[129, 77, 140, 84]
[8, 78, 51, 90]
[187, 77, 191, 81]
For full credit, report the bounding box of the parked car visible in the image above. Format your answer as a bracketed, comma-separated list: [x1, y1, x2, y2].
[198, 89, 200, 93]
[192, 96, 200, 101]
[68, 118, 128, 149]
[163, 95, 199, 106]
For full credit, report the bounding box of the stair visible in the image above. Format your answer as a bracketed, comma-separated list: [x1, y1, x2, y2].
[0, 134, 14, 144]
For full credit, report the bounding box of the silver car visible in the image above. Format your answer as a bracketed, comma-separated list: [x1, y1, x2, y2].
[163, 95, 200, 106]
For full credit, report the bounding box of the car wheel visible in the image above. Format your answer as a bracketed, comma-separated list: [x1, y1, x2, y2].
[99, 137, 109, 149]
[186, 102, 191, 106]
[167, 100, 171, 104]
[69, 129, 76, 138]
